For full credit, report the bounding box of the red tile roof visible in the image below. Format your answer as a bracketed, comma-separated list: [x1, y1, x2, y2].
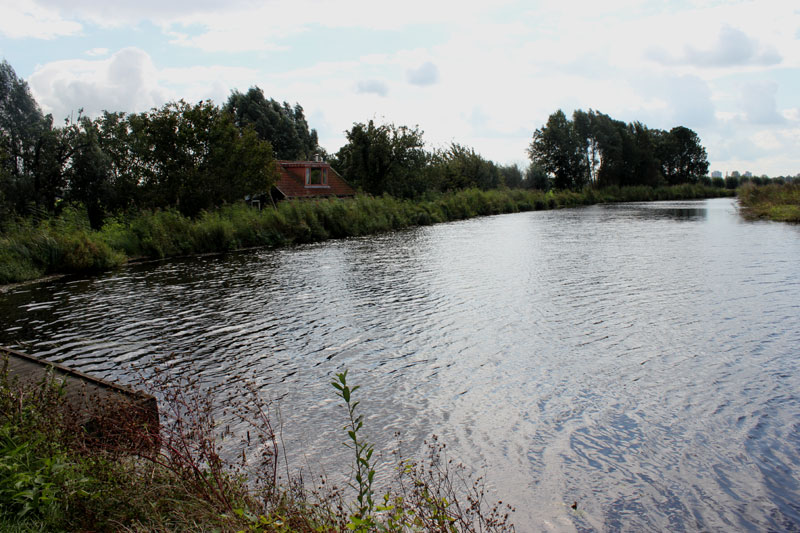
[274, 161, 356, 199]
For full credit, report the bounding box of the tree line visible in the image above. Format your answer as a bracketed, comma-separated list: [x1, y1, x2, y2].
[3, 58, 727, 231]
[1, 63, 321, 227]
[528, 109, 710, 190]
[329, 121, 528, 199]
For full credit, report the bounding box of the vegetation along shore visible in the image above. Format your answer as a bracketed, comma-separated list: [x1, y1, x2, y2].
[0, 185, 734, 286]
[737, 182, 800, 222]
[1, 363, 514, 532]
[9, 58, 796, 286]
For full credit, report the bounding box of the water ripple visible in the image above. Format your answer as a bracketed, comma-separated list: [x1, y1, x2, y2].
[2, 198, 800, 531]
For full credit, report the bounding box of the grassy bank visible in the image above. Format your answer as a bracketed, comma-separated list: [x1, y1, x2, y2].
[737, 183, 800, 222]
[1, 365, 513, 532]
[1, 184, 734, 285]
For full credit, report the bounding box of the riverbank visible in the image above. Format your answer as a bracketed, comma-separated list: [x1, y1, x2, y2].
[0, 184, 734, 285]
[0, 363, 513, 532]
[737, 182, 800, 222]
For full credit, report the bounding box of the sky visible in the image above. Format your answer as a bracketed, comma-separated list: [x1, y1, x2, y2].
[1, 0, 798, 177]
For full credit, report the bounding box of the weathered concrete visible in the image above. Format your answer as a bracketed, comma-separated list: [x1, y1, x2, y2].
[2, 346, 159, 449]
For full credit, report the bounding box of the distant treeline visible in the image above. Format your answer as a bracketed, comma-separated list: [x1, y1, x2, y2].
[2, 58, 736, 232]
[1, 59, 530, 227]
[1, 61, 299, 226]
[528, 109, 713, 190]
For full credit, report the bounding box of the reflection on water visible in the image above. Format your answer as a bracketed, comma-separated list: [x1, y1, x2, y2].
[616, 201, 709, 221]
[2, 198, 800, 531]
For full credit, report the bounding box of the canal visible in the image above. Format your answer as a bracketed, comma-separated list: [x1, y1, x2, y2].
[2, 197, 799, 531]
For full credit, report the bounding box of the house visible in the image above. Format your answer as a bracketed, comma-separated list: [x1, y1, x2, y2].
[246, 160, 356, 208]
[271, 160, 355, 201]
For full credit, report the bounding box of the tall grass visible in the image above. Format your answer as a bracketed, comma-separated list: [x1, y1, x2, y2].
[1, 363, 514, 531]
[0, 207, 125, 284]
[1, 184, 734, 285]
[737, 182, 800, 222]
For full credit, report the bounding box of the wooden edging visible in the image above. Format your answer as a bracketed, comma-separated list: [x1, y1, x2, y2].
[2, 345, 159, 449]
[1, 345, 154, 403]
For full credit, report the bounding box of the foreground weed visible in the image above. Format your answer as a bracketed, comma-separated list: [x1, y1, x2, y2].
[332, 370, 377, 531]
[2, 359, 514, 532]
[332, 370, 515, 532]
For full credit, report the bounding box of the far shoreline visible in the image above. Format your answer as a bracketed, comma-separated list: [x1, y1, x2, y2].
[0, 185, 737, 289]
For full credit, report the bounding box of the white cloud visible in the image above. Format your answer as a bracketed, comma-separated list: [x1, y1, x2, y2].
[783, 108, 800, 122]
[167, 30, 289, 54]
[85, 47, 109, 57]
[740, 81, 784, 125]
[28, 48, 168, 119]
[0, 0, 82, 39]
[27, 48, 266, 120]
[751, 130, 782, 151]
[160, 64, 261, 104]
[33, 0, 240, 26]
[355, 80, 389, 97]
[406, 61, 439, 86]
[646, 26, 781, 68]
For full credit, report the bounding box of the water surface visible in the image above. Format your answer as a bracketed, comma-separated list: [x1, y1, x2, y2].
[3, 198, 800, 531]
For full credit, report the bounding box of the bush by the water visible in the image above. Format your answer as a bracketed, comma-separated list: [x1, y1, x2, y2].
[0, 184, 734, 285]
[737, 182, 800, 222]
[0, 207, 126, 285]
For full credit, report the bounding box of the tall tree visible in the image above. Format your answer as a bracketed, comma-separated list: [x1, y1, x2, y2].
[0, 60, 50, 214]
[531, 108, 710, 189]
[142, 100, 277, 216]
[67, 117, 112, 229]
[627, 122, 662, 187]
[528, 110, 586, 190]
[334, 120, 427, 198]
[427, 143, 500, 192]
[656, 126, 709, 184]
[225, 87, 321, 160]
[498, 163, 524, 188]
[572, 109, 601, 185]
[525, 162, 550, 191]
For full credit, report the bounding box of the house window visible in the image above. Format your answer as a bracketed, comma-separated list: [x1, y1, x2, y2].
[305, 167, 328, 185]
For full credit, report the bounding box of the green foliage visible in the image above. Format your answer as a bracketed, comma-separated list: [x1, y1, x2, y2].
[332, 371, 376, 530]
[498, 164, 524, 189]
[427, 143, 501, 192]
[0, 60, 50, 216]
[528, 110, 587, 190]
[1, 360, 515, 532]
[655, 126, 709, 185]
[329, 371, 515, 532]
[125, 100, 277, 217]
[725, 175, 740, 189]
[1, 185, 734, 285]
[738, 182, 800, 222]
[0, 381, 71, 522]
[529, 109, 709, 190]
[0, 208, 126, 284]
[2, 59, 279, 224]
[226, 86, 321, 161]
[334, 120, 428, 198]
